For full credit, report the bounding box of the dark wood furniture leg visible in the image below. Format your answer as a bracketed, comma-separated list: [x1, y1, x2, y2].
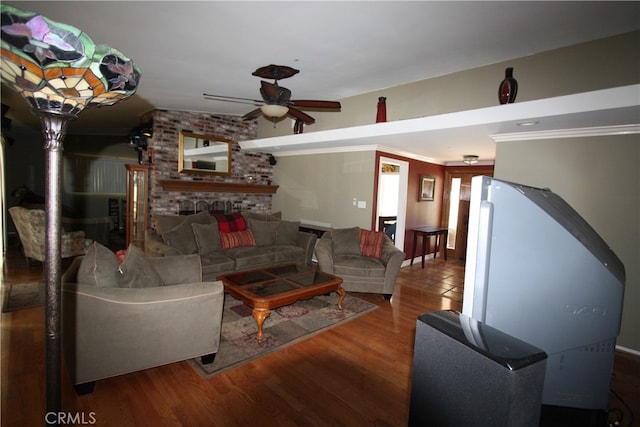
[433, 234, 439, 259]
[443, 231, 448, 261]
[410, 232, 418, 266]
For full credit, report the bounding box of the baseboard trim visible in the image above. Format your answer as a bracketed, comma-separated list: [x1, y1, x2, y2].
[616, 345, 640, 358]
[402, 254, 435, 267]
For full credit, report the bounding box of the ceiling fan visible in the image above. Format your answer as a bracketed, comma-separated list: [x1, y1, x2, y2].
[203, 64, 341, 130]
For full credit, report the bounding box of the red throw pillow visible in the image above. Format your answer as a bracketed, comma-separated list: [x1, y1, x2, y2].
[115, 249, 127, 263]
[220, 230, 256, 250]
[359, 229, 385, 259]
[213, 212, 247, 233]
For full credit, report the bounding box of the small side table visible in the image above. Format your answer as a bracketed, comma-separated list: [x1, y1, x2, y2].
[411, 226, 448, 268]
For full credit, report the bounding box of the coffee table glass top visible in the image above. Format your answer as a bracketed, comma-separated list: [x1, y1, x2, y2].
[224, 270, 273, 285]
[246, 279, 298, 297]
[221, 264, 338, 295]
[265, 264, 306, 276]
[288, 270, 336, 287]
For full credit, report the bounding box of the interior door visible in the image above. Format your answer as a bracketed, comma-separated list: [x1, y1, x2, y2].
[376, 156, 409, 253]
[443, 167, 493, 260]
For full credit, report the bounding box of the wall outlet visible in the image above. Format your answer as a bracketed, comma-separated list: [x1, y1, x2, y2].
[357, 200, 366, 209]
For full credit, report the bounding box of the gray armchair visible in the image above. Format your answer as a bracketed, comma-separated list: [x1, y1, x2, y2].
[315, 227, 405, 299]
[61, 251, 224, 394]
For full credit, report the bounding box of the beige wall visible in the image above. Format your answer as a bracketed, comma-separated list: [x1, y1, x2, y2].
[272, 151, 376, 228]
[494, 136, 639, 351]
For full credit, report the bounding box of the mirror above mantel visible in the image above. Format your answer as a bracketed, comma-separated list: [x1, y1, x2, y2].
[178, 131, 232, 175]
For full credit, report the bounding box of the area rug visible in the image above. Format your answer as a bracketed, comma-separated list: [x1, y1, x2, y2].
[2, 281, 45, 312]
[188, 293, 378, 378]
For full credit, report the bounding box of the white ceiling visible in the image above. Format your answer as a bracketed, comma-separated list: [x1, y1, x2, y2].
[2, 1, 639, 162]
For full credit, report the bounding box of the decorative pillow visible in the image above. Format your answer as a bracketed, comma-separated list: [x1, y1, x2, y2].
[243, 211, 282, 222]
[276, 220, 300, 246]
[359, 229, 385, 259]
[162, 220, 197, 254]
[190, 210, 214, 224]
[161, 211, 212, 254]
[192, 222, 222, 254]
[213, 212, 247, 233]
[77, 242, 119, 287]
[116, 244, 165, 288]
[154, 214, 186, 236]
[247, 218, 278, 246]
[332, 227, 361, 256]
[115, 249, 127, 263]
[148, 254, 201, 285]
[220, 230, 256, 250]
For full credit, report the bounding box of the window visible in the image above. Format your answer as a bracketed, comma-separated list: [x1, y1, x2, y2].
[64, 155, 128, 194]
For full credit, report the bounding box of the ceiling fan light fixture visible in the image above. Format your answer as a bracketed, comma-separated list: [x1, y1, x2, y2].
[463, 155, 479, 165]
[260, 104, 289, 119]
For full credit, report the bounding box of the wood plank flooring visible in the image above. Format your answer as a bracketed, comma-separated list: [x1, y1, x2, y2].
[1, 248, 638, 426]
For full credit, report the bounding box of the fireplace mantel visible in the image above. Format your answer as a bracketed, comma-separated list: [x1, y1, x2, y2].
[159, 180, 278, 194]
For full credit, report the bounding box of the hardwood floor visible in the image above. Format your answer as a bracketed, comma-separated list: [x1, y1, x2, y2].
[1, 248, 638, 426]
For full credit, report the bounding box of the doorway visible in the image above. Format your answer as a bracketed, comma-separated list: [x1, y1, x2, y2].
[443, 167, 493, 260]
[376, 156, 409, 252]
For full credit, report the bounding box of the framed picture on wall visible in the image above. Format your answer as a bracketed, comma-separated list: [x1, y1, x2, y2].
[420, 175, 435, 201]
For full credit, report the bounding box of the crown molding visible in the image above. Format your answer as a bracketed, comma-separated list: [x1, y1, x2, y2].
[271, 144, 441, 164]
[491, 124, 640, 142]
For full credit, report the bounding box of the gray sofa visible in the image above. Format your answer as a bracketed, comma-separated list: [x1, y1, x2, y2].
[315, 227, 405, 298]
[62, 243, 224, 394]
[146, 211, 318, 281]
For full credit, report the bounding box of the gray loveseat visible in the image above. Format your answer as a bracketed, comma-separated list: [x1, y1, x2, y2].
[62, 243, 224, 394]
[146, 211, 318, 281]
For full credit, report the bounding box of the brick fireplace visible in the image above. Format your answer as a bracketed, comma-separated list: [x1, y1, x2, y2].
[146, 109, 276, 226]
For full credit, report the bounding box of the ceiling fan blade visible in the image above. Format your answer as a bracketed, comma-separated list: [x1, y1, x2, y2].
[287, 107, 315, 124]
[290, 100, 341, 109]
[203, 93, 262, 105]
[242, 108, 263, 121]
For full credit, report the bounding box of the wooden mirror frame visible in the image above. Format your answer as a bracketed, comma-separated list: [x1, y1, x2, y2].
[178, 131, 233, 175]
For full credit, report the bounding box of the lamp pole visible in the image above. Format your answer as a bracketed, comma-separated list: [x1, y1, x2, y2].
[1, 5, 141, 417]
[40, 111, 75, 413]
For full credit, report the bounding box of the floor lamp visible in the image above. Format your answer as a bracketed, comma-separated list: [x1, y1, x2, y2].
[0, 4, 141, 415]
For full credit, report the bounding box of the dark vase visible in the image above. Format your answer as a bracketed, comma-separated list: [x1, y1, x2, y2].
[376, 96, 387, 122]
[498, 67, 518, 104]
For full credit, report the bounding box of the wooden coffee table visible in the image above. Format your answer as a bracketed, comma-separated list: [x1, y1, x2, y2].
[217, 264, 344, 342]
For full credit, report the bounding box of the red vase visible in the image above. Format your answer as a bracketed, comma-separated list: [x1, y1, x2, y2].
[376, 97, 387, 122]
[498, 67, 518, 104]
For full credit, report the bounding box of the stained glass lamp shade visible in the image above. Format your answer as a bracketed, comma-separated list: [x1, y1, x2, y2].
[1, 5, 140, 117]
[1, 4, 141, 412]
